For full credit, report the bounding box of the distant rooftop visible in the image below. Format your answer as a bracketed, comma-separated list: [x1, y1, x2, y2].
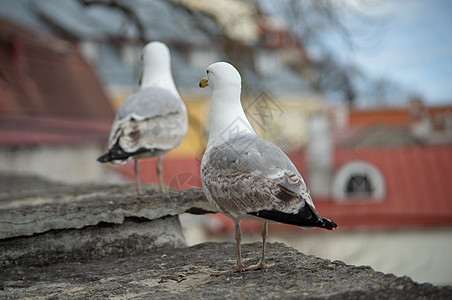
[0, 18, 113, 145]
[0, 0, 314, 97]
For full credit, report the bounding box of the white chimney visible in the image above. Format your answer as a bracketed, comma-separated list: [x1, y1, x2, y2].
[307, 113, 333, 197]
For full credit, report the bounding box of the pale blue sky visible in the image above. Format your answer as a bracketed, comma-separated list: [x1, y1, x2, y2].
[345, 0, 452, 105]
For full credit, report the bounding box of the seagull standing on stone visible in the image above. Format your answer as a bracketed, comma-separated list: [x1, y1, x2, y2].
[199, 62, 337, 276]
[98, 41, 188, 194]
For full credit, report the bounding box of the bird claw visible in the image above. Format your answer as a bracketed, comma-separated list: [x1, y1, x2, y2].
[245, 262, 275, 271]
[210, 264, 246, 276]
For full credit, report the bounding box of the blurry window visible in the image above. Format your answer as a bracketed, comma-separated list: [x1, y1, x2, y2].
[345, 174, 373, 197]
[332, 160, 385, 202]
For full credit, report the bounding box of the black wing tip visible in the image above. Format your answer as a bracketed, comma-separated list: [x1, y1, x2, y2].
[97, 151, 131, 163]
[248, 210, 338, 230]
[97, 153, 111, 163]
[97, 143, 149, 163]
[321, 218, 338, 230]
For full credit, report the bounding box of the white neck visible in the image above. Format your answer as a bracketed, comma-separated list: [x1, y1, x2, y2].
[207, 86, 256, 147]
[140, 61, 179, 97]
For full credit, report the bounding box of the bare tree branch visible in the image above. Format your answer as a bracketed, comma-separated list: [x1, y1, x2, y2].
[78, 0, 147, 44]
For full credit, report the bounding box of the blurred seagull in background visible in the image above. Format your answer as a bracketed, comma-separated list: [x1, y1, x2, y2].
[199, 62, 337, 276]
[98, 41, 188, 194]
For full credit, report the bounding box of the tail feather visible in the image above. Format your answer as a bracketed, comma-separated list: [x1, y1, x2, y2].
[248, 208, 337, 230]
[97, 142, 154, 163]
[320, 217, 337, 230]
[97, 152, 123, 163]
[97, 152, 111, 163]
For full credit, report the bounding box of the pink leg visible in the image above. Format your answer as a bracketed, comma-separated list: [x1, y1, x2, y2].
[156, 155, 165, 193]
[245, 222, 275, 271]
[211, 220, 246, 276]
[134, 158, 142, 195]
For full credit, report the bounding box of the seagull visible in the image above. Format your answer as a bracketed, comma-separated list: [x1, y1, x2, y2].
[98, 41, 188, 194]
[199, 62, 337, 276]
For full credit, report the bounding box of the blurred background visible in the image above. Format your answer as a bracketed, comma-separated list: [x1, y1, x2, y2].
[1, 0, 451, 285]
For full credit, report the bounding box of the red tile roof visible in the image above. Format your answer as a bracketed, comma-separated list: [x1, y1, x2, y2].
[0, 115, 111, 146]
[348, 108, 410, 127]
[0, 18, 114, 120]
[0, 19, 114, 146]
[348, 105, 452, 129]
[295, 145, 452, 230]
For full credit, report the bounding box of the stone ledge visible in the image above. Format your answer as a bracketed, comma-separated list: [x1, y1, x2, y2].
[0, 216, 185, 267]
[0, 173, 214, 239]
[0, 173, 213, 268]
[1, 242, 451, 299]
[1, 173, 451, 299]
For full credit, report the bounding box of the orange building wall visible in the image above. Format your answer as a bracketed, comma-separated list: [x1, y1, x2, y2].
[348, 109, 410, 127]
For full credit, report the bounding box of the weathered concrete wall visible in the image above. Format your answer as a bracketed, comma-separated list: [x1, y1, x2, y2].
[1, 242, 451, 299]
[1, 173, 451, 299]
[0, 216, 185, 267]
[0, 173, 213, 267]
[0, 173, 213, 239]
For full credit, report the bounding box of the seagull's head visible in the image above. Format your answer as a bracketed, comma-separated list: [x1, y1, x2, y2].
[199, 62, 241, 90]
[142, 41, 170, 69]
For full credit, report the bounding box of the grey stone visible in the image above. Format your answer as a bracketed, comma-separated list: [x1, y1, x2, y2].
[1, 242, 451, 299]
[0, 216, 186, 267]
[0, 173, 214, 239]
[0, 172, 212, 268]
[1, 173, 451, 299]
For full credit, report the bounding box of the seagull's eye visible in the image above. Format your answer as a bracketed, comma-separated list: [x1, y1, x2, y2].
[207, 70, 210, 74]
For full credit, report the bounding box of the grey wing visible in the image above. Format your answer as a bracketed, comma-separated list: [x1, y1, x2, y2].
[108, 87, 188, 153]
[201, 134, 315, 219]
[116, 87, 185, 120]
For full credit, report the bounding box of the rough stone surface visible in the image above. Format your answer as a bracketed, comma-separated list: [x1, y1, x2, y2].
[1, 242, 451, 299]
[0, 216, 186, 267]
[0, 173, 211, 268]
[0, 173, 213, 239]
[2, 173, 451, 299]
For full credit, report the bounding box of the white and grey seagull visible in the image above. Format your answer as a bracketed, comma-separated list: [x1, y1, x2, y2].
[98, 41, 188, 194]
[199, 62, 337, 276]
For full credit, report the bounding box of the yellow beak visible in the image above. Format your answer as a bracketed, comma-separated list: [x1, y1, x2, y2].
[199, 77, 209, 88]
